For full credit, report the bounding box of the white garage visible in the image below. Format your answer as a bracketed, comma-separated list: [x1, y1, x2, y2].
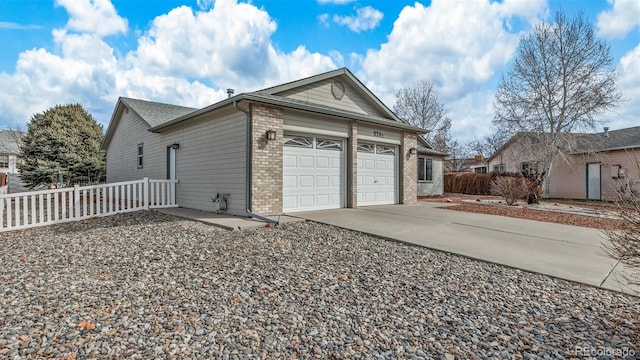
[357, 143, 398, 206]
[282, 135, 345, 212]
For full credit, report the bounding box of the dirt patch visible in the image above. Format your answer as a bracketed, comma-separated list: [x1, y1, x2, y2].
[420, 194, 625, 231]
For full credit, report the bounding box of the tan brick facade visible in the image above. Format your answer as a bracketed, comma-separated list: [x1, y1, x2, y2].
[251, 104, 283, 215]
[348, 122, 357, 208]
[401, 132, 417, 204]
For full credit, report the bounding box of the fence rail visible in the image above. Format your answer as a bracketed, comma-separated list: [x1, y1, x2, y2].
[0, 178, 178, 232]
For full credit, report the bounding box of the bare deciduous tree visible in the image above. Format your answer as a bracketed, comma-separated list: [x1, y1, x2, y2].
[493, 11, 621, 197]
[394, 80, 451, 152]
[603, 153, 640, 292]
[466, 129, 509, 160]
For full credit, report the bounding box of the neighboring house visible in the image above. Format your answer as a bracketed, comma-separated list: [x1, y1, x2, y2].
[416, 137, 446, 196]
[445, 156, 486, 173]
[102, 68, 425, 216]
[487, 126, 640, 200]
[0, 130, 22, 174]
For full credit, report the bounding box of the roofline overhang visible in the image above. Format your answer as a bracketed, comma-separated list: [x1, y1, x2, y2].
[570, 144, 640, 154]
[149, 93, 427, 133]
[417, 147, 448, 156]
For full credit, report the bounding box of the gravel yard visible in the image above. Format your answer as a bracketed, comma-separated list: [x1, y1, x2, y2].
[1, 211, 638, 359]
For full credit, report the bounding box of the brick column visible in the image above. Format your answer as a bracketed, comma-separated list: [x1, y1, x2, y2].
[251, 104, 283, 215]
[348, 122, 357, 208]
[401, 132, 417, 204]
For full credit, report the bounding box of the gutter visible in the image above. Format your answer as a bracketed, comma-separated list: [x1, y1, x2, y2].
[150, 93, 426, 133]
[233, 100, 278, 225]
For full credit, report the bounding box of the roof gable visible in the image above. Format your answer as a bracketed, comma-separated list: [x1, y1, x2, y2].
[101, 97, 197, 150]
[255, 68, 401, 122]
[120, 97, 197, 128]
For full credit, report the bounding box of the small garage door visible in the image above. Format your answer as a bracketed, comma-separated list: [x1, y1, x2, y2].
[283, 135, 345, 212]
[357, 143, 397, 206]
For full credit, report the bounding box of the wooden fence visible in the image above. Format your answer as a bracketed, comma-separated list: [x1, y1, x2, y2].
[0, 178, 178, 232]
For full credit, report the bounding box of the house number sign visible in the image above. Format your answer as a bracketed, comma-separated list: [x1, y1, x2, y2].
[373, 130, 384, 138]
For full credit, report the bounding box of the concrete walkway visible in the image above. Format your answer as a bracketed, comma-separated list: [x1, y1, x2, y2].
[292, 202, 639, 296]
[158, 207, 304, 230]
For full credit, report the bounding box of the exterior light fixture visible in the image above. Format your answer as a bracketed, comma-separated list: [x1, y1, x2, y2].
[266, 129, 277, 141]
[409, 147, 417, 155]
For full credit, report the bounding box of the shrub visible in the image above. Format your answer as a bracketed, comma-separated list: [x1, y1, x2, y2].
[490, 175, 528, 205]
[602, 156, 640, 292]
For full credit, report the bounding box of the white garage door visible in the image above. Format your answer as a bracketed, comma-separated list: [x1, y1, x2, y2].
[283, 135, 345, 212]
[357, 143, 397, 206]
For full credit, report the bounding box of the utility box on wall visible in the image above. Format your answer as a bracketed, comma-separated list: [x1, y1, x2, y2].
[611, 164, 625, 178]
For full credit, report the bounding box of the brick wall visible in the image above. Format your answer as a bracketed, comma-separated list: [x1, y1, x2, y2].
[348, 122, 357, 208]
[401, 132, 417, 204]
[251, 104, 283, 215]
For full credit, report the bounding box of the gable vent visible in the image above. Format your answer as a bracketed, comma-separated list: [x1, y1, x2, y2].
[331, 81, 345, 100]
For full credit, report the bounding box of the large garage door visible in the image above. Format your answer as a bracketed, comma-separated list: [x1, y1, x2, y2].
[357, 143, 397, 206]
[283, 135, 345, 212]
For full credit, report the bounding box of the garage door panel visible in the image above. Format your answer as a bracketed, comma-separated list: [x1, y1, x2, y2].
[283, 155, 297, 167]
[316, 175, 329, 187]
[283, 175, 297, 187]
[299, 195, 315, 207]
[299, 156, 314, 167]
[357, 146, 397, 206]
[300, 176, 314, 187]
[283, 137, 345, 212]
[316, 157, 329, 168]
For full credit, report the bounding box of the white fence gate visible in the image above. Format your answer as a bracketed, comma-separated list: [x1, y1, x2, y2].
[0, 178, 177, 232]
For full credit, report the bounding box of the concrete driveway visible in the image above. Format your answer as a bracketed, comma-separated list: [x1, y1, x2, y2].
[292, 202, 638, 295]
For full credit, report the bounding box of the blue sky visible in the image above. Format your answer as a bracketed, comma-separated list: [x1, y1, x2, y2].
[0, 0, 638, 143]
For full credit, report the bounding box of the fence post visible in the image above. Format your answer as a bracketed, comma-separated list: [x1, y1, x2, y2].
[143, 177, 149, 210]
[74, 185, 80, 219]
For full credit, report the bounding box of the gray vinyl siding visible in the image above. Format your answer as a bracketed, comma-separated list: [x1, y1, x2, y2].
[417, 157, 444, 196]
[167, 112, 247, 215]
[106, 109, 162, 182]
[283, 110, 349, 136]
[358, 123, 402, 143]
[106, 107, 247, 216]
[277, 78, 388, 118]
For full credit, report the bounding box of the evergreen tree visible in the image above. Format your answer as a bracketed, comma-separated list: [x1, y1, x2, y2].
[19, 104, 105, 188]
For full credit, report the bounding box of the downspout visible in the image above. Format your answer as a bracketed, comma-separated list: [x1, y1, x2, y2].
[234, 100, 278, 225]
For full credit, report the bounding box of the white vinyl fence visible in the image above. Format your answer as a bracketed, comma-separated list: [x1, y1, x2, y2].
[0, 178, 177, 232]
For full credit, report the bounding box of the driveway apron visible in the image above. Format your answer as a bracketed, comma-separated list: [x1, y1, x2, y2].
[292, 202, 638, 295]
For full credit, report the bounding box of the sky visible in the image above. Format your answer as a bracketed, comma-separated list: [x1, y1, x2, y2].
[0, 0, 638, 144]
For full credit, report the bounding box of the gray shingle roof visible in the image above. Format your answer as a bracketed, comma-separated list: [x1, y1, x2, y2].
[574, 126, 640, 152]
[120, 97, 197, 128]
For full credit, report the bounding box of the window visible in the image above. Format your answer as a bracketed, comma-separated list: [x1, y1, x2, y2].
[0, 155, 8, 168]
[376, 145, 395, 155]
[521, 161, 538, 179]
[284, 136, 313, 148]
[418, 157, 433, 182]
[316, 138, 342, 151]
[474, 166, 487, 174]
[137, 143, 144, 169]
[493, 164, 506, 173]
[357, 143, 375, 153]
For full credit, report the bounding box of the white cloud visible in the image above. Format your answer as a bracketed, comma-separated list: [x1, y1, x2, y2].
[0, 22, 40, 30]
[318, 13, 331, 27]
[55, 0, 127, 37]
[0, 0, 337, 128]
[358, 0, 546, 142]
[608, 44, 640, 130]
[333, 6, 384, 33]
[596, 0, 640, 39]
